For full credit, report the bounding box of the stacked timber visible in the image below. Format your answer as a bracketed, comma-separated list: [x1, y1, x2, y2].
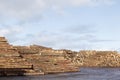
[38, 51, 79, 74]
[0, 37, 44, 76]
[15, 46, 79, 74]
[66, 50, 120, 67]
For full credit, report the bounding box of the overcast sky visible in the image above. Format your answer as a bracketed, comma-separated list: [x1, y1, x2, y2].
[0, 0, 120, 51]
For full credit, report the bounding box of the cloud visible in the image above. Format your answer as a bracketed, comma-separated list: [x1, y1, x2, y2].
[63, 25, 96, 35]
[0, 0, 117, 50]
[0, 23, 118, 51]
[0, 27, 21, 36]
[29, 35, 90, 50]
[19, 27, 95, 50]
[0, 25, 23, 43]
[0, 0, 116, 23]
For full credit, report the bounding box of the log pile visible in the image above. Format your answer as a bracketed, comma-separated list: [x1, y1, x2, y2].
[0, 37, 44, 76]
[2, 36, 120, 76]
[66, 50, 120, 67]
[15, 45, 79, 74]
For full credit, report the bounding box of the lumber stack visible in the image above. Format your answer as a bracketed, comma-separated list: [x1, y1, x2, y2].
[0, 37, 44, 76]
[15, 45, 79, 74]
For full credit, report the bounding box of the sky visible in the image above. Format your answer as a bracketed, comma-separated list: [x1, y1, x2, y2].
[0, 0, 120, 51]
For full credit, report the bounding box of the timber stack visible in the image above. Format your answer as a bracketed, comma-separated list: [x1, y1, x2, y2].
[0, 37, 44, 76]
[65, 50, 120, 67]
[14, 45, 79, 74]
[0, 37, 79, 76]
[2, 36, 120, 76]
